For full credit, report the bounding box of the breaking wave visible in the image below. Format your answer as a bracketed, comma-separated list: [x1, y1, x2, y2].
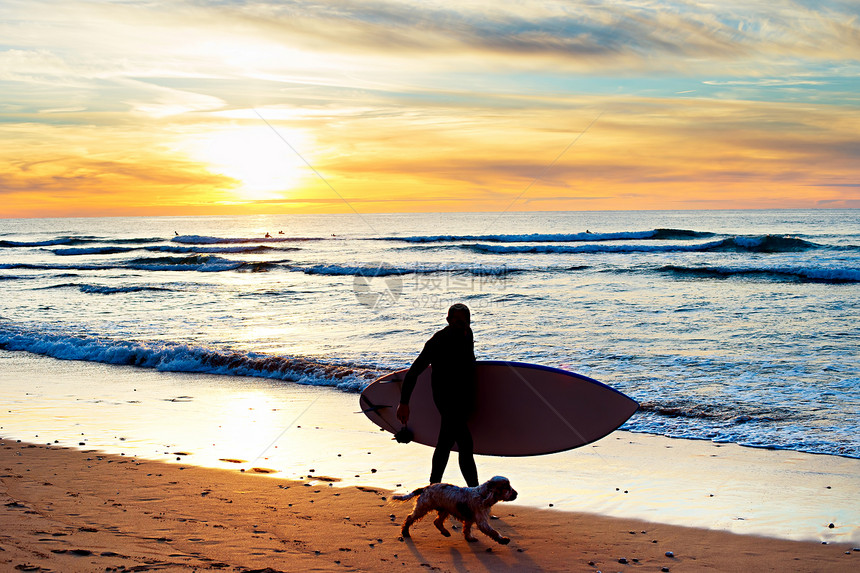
[380, 228, 715, 243]
[51, 245, 296, 256]
[462, 235, 836, 255]
[658, 265, 860, 284]
[293, 263, 516, 277]
[1, 237, 163, 247]
[172, 235, 321, 244]
[638, 400, 792, 424]
[1, 255, 280, 273]
[38, 283, 174, 295]
[0, 325, 385, 391]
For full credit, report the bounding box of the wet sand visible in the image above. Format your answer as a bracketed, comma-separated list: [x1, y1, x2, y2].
[2, 438, 857, 573]
[2, 348, 859, 547]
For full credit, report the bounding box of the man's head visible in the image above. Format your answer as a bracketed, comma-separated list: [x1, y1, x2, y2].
[446, 303, 471, 333]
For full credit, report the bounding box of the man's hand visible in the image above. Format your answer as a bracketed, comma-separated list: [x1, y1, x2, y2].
[396, 403, 410, 424]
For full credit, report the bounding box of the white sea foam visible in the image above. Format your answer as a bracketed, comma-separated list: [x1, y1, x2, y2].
[0, 326, 381, 391]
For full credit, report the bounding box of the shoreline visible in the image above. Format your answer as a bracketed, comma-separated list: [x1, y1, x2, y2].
[1, 349, 859, 547]
[2, 438, 857, 573]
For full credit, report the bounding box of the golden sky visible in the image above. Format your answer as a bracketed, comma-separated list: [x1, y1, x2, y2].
[1, 0, 859, 217]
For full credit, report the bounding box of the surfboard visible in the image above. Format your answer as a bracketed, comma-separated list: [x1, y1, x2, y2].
[359, 360, 638, 457]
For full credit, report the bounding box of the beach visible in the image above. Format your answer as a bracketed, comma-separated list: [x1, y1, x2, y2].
[2, 350, 859, 572]
[2, 439, 857, 573]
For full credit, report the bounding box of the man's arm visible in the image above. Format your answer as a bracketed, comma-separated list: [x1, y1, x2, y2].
[397, 339, 433, 423]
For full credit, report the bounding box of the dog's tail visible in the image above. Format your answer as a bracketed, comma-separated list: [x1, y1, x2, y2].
[391, 487, 425, 502]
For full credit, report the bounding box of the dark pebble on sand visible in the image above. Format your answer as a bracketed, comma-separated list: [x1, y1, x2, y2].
[618, 557, 628, 564]
[371, 468, 377, 473]
[662, 568, 670, 572]
[829, 523, 835, 528]
[70, 549, 92, 556]
[665, 551, 674, 558]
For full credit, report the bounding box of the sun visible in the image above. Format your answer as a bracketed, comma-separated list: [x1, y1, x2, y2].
[191, 125, 310, 201]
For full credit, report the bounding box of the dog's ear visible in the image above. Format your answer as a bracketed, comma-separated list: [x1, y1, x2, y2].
[480, 480, 504, 505]
[480, 486, 496, 505]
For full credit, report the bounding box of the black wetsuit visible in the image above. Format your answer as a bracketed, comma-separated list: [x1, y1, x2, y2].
[400, 325, 478, 487]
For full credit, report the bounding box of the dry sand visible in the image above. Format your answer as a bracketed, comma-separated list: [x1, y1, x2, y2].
[1, 438, 856, 573]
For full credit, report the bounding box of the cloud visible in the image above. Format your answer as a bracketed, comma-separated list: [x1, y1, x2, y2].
[208, 0, 860, 72]
[2, 1, 859, 85]
[1, 1, 858, 215]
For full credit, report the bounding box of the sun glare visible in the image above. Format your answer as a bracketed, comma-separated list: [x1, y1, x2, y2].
[192, 126, 310, 201]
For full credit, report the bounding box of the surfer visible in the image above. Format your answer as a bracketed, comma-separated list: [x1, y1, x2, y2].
[397, 303, 479, 487]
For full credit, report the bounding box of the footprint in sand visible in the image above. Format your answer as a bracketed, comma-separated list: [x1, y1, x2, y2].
[249, 467, 277, 474]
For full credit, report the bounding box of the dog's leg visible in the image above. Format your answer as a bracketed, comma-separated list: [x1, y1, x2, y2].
[462, 520, 478, 542]
[401, 505, 430, 538]
[433, 511, 451, 537]
[476, 518, 510, 545]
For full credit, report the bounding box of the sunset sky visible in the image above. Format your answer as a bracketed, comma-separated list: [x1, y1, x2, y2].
[1, 0, 859, 218]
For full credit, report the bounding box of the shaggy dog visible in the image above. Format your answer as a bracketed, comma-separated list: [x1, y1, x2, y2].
[392, 476, 517, 544]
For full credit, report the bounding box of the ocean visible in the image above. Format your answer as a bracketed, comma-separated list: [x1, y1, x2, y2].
[1, 209, 858, 460]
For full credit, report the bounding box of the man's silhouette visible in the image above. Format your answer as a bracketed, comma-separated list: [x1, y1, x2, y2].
[397, 303, 478, 486]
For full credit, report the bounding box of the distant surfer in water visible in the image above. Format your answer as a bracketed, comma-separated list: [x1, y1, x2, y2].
[397, 303, 479, 487]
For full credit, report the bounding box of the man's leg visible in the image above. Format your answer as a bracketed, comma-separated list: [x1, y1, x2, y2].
[455, 421, 478, 487]
[430, 418, 457, 483]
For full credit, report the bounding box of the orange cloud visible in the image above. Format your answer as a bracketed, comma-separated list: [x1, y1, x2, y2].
[1, 1, 858, 217]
